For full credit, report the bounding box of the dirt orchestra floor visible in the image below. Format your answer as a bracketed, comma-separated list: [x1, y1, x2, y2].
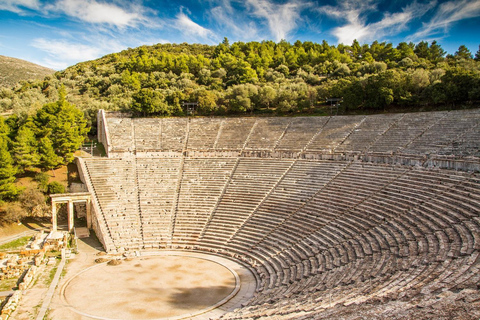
[47, 238, 257, 320]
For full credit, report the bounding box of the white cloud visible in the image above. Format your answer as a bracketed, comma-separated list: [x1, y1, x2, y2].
[0, 0, 40, 14]
[319, 0, 434, 44]
[209, 5, 260, 40]
[245, 0, 309, 41]
[410, 0, 480, 41]
[174, 12, 217, 41]
[31, 38, 104, 69]
[47, 0, 148, 28]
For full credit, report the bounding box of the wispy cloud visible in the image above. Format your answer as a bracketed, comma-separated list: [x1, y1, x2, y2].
[31, 38, 104, 69]
[409, 0, 480, 41]
[174, 11, 217, 42]
[245, 0, 310, 41]
[319, 0, 434, 44]
[46, 0, 150, 28]
[0, 0, 40, 14]
[208, 3, 260, 40]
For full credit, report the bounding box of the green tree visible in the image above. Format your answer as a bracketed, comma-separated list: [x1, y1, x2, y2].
[332, 63, 351, 78]
[414, 41, 429, 59]
[36, 92, 88, 164]
[195, 89, 218, 114]
[455, 45, 472, 59]
[0, 117, 9, 139]
[258, 86, 277, 110]
[396, 42, 415, 60]
[12, 119, 40, 172]
[47, 181, 66, 194]
[0, 137, 19, 202]
[34, 172, 50, 193]
[38, 136, 62, 171]
[474, 45, 480, 61]
[225, 84, 257, 113]
[350, 39, 362, 60]
[428, 40, 446, 62]
[131, 88, 170, 116]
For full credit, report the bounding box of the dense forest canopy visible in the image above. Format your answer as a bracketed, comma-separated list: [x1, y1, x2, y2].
[1, 39, 479, 123]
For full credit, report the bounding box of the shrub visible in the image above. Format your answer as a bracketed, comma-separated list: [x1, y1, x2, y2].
[19, 187, 46, 212]
[1, 203, 27, 223]
[47, 182, 65, 194]
[34, 172, 50, 193]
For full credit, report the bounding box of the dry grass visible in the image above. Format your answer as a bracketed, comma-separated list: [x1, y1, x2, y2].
[0, 55, 54, 88]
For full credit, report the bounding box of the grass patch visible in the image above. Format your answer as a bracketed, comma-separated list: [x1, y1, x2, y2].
[60, 260, 69, 278]
[43, 308, 51, 320]
[45, 262, 59, 286]
[0, 236, 31, 251]
[0, 278, 17, 292]
[45, 250, 61, 258]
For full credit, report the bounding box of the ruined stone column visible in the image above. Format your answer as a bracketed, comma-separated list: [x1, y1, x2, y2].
[86, 199, 92, 229]
[68, 200, 74, 233]
[51, 201, 57, 232]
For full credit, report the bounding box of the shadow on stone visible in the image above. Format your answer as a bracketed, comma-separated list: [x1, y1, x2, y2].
[166, 285, 235, 310]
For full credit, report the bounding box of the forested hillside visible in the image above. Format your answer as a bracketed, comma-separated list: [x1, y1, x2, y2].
[1, 39, 480, 123]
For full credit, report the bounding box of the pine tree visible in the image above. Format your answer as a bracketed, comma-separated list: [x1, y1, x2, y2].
[454, 45, 472, 59]
[474, 45, 480, 61]
[38, 136, 62, 171]
[0, 117, 9, 137]
[12, 119, 40, 172]
[0, 117, 11, 154]
[414, 41, 429, 59]
[0, 137, 19, 202]
[428, 40, 446, 62]
[52, 101, 88, 163]
[36, 89, 88, 164]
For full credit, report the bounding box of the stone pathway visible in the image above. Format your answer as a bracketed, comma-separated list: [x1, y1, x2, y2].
[35, 258, 65, 320]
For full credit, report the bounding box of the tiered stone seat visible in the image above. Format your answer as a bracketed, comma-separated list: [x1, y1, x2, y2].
[275, 117, 329, 152]
[437, 110, 480, 157]
[172, 158, 237, 244]
[215, 165, 479, 318]
[335, 113, 403, 153]
[401, 109, 480, 155]
[200, 158, 294, 246]
[132, 118, 161, 151]
[306, 115, 366, 152]
[244, 118, 290, 150]
[228, 160, 348, 249]
[186, 118, 222, 150]
[160, 118, 188, 151]
[85, 109, 480, 320]
[215, 118, 257, 150]
[83, 159, 142, 250]
[106, 117, 134, 152]
[136, 157, 181, 248]
[367, 111, 447, 154]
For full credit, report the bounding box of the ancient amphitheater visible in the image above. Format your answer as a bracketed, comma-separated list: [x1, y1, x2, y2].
[75, 109, 480, 319]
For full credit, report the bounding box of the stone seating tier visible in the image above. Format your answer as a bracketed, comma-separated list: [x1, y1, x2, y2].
[83, 109, 480, 319]
[104, 110, 480, 167]
[80, 155, 480, 320]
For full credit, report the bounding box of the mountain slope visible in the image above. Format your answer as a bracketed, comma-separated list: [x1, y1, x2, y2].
[0, 55, 55, 88]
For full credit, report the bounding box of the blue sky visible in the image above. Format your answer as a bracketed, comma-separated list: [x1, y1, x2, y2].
[1, 0, 479, 70]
